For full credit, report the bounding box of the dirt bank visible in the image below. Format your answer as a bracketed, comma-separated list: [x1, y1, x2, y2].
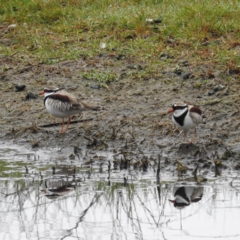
[0, 55, 240, 172]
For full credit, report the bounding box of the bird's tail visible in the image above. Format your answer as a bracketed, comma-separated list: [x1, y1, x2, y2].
[81, 102, 101, 111]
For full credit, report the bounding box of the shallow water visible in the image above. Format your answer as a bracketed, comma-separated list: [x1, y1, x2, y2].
[0, 142, 240, 240]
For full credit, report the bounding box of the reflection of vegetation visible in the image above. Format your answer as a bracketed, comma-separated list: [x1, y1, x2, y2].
[96, 180, 135, 200]
[0, 160, 30, 178]
[1, 168, 240, 239]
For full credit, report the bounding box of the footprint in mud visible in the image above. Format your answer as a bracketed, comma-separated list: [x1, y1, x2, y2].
[177, 143, 199, 155]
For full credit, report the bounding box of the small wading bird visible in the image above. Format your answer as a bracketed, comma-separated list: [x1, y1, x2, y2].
[169, 102, 203, 143]
[40, 87, 100, 134]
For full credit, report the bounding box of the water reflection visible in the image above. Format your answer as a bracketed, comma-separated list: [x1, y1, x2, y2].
[169, 185, 204, 209]
[1, 144, 240, 240]
[41, 178, 75, 199]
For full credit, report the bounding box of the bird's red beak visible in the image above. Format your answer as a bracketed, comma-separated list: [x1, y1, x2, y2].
[40, 91, 44, 95]
[169, 199, 175, 203]
[169, 108, 174, 113]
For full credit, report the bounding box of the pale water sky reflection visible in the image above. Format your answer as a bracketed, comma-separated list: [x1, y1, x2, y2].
[0, 143, 240, 240]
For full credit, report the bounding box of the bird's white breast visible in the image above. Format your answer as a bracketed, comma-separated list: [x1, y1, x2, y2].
[172, 110, 196, 130]
[45, 98, 73, 118]
[183, 112, 196, 129]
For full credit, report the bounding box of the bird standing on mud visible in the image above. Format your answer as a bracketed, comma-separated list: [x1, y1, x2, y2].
[169, 102, 203, 142]
[40, 87, 100, 134]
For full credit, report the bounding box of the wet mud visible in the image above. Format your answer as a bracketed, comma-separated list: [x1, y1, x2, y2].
[0, 55, 240, 176]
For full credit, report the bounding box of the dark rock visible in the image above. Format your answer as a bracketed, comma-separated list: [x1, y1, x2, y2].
[182, 72, 192, 80]
[25, 92, 38, 100]
[229, 68, 240, 75]
[179, 60, 189, 67]
[173, 68, 182, 75]
[153, 19, 162, 24]
[115, 54, 125, 60]
[15, 84, 26, 92]
[208, 85, 225, 96]
[208, 90, 216, 96]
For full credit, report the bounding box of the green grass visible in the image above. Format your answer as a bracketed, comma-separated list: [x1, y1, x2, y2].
[0, 0, 240, 68]
[82, 70, 118, 83]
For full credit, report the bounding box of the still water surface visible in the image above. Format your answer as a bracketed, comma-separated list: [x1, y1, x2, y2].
[0, 142, 240, 240]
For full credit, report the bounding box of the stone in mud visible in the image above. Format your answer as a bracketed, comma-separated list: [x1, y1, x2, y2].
[25, 92, 38, 100]
[208, 85, 225, 96]
[15, 84, 26, 92]
[182, 72, 192, 80]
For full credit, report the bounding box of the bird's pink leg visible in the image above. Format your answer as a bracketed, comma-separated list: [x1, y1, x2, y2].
[62, 117, 71, 134]
[60, 118, 65, 134]
[190, 129, 197, 144]
[182, 131, 189, 143]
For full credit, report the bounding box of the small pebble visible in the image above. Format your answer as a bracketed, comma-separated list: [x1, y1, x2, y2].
[173, 68, 182, 75]
[25, 92, 38, 100]
[115, 54, 125, 60]
[208, 90, 216, 96]
[213, 84, 225, 92]
[167, 38, 175, 44]
[182, 72, 192, 80]
[179, 60, 189, 67]
[208, 85, 225, 96]
[15, 85, 26, 92]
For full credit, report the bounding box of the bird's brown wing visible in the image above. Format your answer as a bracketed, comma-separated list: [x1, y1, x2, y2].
[189, 107, 203, 124]
[47, 90, 100, 112]
[46, 94, 74, 112]
[58, 90, 100, 111]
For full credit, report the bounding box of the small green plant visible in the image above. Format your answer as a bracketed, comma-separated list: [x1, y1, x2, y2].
[193, 81, 202, 89]
[82, 71, 118, 83]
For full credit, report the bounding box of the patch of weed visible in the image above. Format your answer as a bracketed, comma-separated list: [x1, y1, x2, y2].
[82, 71, 118, 83]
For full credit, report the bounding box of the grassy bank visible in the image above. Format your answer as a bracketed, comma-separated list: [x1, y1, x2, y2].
[0, 0, 240, 70]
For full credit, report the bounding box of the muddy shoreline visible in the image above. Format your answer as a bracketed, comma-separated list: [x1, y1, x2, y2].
[1, 55, 240, 173]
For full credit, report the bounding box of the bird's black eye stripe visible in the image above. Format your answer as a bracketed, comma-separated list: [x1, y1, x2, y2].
[44, 89, 60, 93]
[173, 105, 187, 110]
[44, 89, 54, 93]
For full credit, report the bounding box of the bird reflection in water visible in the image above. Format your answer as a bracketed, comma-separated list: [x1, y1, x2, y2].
[169, 186, 203, 209]
[41, 179, 75, 200]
